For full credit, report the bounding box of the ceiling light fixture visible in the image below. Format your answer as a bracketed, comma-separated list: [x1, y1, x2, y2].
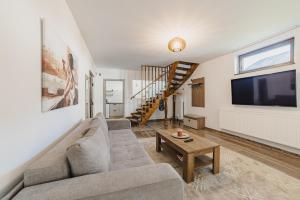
[168, 37, 186, 52]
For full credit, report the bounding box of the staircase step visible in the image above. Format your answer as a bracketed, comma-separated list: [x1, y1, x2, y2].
[131, 112, 142, 116]
[130, 118, 139, 122]
[175, 72, 186, 76]
[171, 80, 181, 83]
[129, 118, 140, 124]
[178, 61, 197, 65]
[176, 67, 190, 71]
[173, 77, 183, 81]
[131, 116, 141, 120]
[153, 98, 157, 101]
[150, 97, 157, 101]
[132, 114, 142, 117]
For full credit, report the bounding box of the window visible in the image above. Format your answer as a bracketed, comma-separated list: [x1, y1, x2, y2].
[238, 38, 294, 74]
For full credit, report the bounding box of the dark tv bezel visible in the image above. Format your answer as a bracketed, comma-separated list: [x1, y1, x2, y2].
[231, 70, 297, 107]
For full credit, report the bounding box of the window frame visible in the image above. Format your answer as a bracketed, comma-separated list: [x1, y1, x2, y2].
[237, 38, 295, 75]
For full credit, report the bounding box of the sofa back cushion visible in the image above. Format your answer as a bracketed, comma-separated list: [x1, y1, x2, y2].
[66, 127, 110, 177]
[90, 118, 110, 148]
[23, 119, 93, 187]
[95, 113, 108, 133]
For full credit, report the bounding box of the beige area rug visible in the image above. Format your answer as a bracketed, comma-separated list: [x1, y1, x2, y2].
[132, 126, 157, 138]
[137, 136, 300, 200]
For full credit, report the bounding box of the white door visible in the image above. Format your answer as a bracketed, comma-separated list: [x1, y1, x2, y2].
[104, 80, 125, 118]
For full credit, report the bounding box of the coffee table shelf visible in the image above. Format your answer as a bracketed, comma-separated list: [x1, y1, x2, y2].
[155, 128, 220, 183]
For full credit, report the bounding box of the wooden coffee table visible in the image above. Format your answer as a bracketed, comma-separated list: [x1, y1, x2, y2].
[155, 128, 220, 183]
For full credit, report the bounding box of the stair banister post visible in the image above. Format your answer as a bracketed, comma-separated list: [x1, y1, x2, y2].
[159, 68, 161, 96]
[151, 66, 153, 99]
[148, 66, 150, 100]
[164, 67, 167, 90]
[160, 67, 162, 94]
[164, 95, 168, 127]
[141, 65, 142, 104]
[155, 67, 157, 97]
[144, 65, 146, 104]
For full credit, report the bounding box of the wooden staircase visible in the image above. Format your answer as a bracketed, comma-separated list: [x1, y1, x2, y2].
[129, 61, 199, 126]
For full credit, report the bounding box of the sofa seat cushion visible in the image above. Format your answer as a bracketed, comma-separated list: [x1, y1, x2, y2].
[109, 129, 138, 148]
[109, 129, 135, 137]
[67, 128, 110, 177]
[111, 144, 150, 163]
[109, 129, 153, 171]
[110, 155, 153, 171]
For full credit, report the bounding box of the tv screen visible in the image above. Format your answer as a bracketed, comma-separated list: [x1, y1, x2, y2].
[231, 70, 297, 107]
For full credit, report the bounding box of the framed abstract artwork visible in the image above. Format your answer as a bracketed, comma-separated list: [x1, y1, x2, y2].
[41, 20, 78, 112]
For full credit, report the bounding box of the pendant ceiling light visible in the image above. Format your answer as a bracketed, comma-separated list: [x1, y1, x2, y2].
[168, 37, 186, 52]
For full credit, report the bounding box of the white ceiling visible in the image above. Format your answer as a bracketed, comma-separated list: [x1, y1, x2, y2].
[67, 0, 300, 69]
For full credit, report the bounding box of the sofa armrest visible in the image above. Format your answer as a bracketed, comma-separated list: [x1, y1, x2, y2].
[13, 163, 183, 200]
[106, 119, 131, 130]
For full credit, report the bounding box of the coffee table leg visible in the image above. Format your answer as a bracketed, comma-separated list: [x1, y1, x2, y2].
[183, 153, 194, 183]
[156, 133, 161, 152]
[213, 146, 220, 174]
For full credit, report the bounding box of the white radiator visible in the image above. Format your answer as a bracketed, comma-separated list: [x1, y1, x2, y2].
[219, 108, 300, 149]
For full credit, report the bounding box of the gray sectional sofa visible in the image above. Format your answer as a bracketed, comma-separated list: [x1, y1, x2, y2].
[4, 113, 183, 200]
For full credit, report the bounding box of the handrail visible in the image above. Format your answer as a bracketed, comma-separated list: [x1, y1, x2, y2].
[131, 71, 167, 100]
[131, 61, 197, 100]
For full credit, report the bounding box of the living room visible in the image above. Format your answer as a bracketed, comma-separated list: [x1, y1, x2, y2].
[1, 0, 300, 199]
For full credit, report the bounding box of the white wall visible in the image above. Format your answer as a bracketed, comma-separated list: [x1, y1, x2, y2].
[94, 67, 173, 119]
[149, 96, 173, 120]
[182, 27, 300, 153]
[0, 0, 95, 197]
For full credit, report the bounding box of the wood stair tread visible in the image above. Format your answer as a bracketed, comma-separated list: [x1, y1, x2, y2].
[173, 77, 183, 81]
[175, 72, 187, 76]
[136, 113, 145, 116]
[177, 61, 198, 65]
[131, 112, 142, 116]
[176, 67, 190, 71]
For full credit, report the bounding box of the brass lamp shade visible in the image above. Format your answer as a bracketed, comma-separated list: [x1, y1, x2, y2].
[168, 37, 186, 52]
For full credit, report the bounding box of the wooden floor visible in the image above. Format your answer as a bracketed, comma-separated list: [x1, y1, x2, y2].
[148, 121, 300, 180]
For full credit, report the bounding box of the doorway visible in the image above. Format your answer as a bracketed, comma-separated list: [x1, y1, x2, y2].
[103, 79, 125, 119]
[85, 71, 94, 119]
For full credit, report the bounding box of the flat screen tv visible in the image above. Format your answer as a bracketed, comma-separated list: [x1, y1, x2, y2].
[231, 70, 297, 107]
